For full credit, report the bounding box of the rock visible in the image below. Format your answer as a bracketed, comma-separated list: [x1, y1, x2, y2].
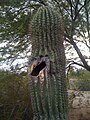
[68, 90, 90, 120]
[68, 90, 90, 108]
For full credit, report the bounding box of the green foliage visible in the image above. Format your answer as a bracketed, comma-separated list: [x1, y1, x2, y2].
[69, 69, 90, 91]
[0, 70, 33, 120]
[75, 69, 90, 91]
[0, 0, 90, 71]
[69, 69, 90, 78]
[76, 79, 90, 91]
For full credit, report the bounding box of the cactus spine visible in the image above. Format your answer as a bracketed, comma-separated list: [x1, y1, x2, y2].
[29, 6, 68, 120]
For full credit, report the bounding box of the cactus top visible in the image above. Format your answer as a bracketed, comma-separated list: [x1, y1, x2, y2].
[30, 6, 64, 56]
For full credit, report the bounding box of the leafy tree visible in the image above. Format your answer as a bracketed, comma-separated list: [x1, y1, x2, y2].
[52, 0, 90, 70]
[0, 0, 90, 71]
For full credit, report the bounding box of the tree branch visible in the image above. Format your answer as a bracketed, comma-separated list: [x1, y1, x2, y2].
[65, 34, 90, 71]
[73, 0, 87, 21]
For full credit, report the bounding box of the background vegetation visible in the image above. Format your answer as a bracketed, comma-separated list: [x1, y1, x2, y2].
[68, 69, 90, 91]
[0, 69, 90, 119]
[0, 70, 33, 120]
[0, 0, 90, 71]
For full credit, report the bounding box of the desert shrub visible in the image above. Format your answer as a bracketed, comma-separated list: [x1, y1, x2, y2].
[76, 79, 90, 91]
[69, 69, 90, 78]
[68, 69, 90, 91]
[0, 70, 33, 120]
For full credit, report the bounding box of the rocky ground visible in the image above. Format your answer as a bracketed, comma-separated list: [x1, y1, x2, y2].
[68, 90, 90, 120]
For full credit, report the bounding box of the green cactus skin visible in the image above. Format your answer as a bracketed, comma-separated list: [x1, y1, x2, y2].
[29, 6, 68, 120]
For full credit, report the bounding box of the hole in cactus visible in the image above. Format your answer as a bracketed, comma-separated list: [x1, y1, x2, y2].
[45, 54, 48, 57]
[40, 55, 44, 58]
[31, 61, 46, 76]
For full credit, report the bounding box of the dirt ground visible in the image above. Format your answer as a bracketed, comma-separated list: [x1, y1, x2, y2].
[69, 108, 90, 120]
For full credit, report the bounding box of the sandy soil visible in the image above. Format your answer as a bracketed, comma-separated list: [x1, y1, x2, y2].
[69, 106, 90, 120]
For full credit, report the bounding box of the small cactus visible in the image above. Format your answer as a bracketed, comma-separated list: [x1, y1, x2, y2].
[29, 6, 68, 120]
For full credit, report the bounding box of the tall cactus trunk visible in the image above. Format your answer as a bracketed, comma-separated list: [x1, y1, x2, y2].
[29, 6, 68, 120]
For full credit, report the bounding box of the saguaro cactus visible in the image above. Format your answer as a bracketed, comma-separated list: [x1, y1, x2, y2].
[29, 6, 68, 120]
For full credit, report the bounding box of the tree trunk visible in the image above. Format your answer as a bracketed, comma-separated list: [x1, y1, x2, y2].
[29, 6, 68, 120]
